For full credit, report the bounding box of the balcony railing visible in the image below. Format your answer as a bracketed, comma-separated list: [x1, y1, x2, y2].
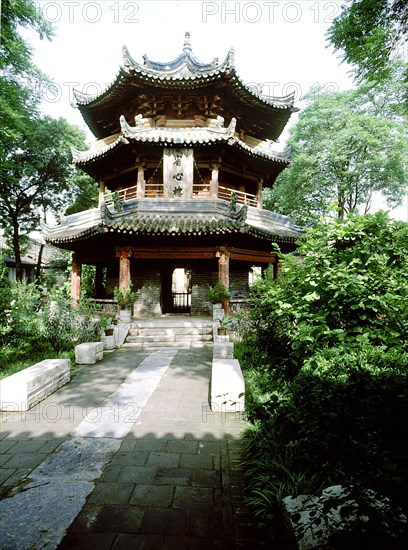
[218, 186, 258, 207]
[104, 183, 257, 207]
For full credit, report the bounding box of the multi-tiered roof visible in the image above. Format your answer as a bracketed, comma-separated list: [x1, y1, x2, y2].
[43, 34, 302, 253]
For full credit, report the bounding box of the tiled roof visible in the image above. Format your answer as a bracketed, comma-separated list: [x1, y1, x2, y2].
[42, 200, 303, 245]
[72, 116, 290, 166]
[73, 34, 295, 113]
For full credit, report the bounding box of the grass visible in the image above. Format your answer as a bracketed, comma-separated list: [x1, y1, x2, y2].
[0, 350, 75, 380]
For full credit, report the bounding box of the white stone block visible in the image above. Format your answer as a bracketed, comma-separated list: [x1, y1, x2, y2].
[75, 342, 103, 364]
[211, 358, 245, 412]
[0, 359, 70, 412]
[213, 342, 234, 358]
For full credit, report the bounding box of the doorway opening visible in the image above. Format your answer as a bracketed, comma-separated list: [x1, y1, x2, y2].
[170, 267, 192, 313]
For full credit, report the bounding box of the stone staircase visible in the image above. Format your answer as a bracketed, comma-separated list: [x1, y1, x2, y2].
[122, 316, 213, 350]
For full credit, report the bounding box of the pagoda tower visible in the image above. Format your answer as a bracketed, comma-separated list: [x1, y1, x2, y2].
[43, 33, 302, 316]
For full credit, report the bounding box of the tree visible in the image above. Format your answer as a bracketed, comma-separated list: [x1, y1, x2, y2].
[266, 84, 408, 225]
[0, 116, 88, 280]
[248, 211, 408, 361]
[327, 0, 408, 85]
[65, 173, 99, 216]
[0, 0, 53, 145]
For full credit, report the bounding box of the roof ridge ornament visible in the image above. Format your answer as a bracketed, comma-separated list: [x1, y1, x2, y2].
[183, 31, 192, 51]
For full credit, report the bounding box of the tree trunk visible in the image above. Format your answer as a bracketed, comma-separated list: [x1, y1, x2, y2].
[35, 243, 44, 282]
[12, 217, 23, 281]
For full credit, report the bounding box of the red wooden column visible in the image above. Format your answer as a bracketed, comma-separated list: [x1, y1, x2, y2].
[210, 161, 220, 199]
[216, 247, 230, 312]
[136, 161, 146, 198]
[71, 257, 82, 306]
[116, 248, 132, 289]
[257, 177, 263, 209]
[98, 180, 105, 207]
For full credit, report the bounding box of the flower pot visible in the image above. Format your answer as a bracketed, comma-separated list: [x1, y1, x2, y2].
[101, 334, 115, 350]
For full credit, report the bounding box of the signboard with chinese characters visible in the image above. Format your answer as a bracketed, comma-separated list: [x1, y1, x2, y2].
[163, 148, 194, 198]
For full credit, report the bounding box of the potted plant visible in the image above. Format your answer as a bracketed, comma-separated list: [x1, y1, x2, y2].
[217, 315, 232, 336]
[97, 314, 115, 336]
[208, 282, 231, 316]
[208, 282, 231, 305]
[97, 314, 117, 350]
[114, 282, 137, 322]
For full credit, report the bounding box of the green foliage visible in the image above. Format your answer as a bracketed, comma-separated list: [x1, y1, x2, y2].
[114, 282, 137, 307]
[268, 84, 408, 225]
[80, 264, 97, 299]
[327, 0, 408, 86]
[249, 212, 408, 363]
[0, 0, 53, 146]
[208, 282, 231, 304]
[0, 115, 90, 281]
[239, 213, 408, 534]
[41, 290, 99, 352]
[0, 257, 12, 328]
[276, 346, 408, 505]
[64, 173, 99, 215]
[0, 282, 99, 373]
[241, 422, 322, 520]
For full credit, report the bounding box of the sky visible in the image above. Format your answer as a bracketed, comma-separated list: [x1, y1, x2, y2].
[24, 0, 407, 220]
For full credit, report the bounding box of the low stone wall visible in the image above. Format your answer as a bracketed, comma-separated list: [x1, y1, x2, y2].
[211, 358, 245, 413]
[0, 359, 70, 412]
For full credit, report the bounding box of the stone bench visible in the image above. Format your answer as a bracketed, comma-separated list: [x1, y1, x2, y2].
[213, 341, 234, 359]
[0, 359, 70, 412]
[211, 358, 245, 412]
[75, 342, 103, 365]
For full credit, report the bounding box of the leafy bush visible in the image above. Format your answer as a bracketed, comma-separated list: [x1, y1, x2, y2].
[0, 282, 99, 374]
[0, 257, 11, 329]
[41, 290, 99, 352]
[239, 213, 408, 535]
[208, 282, 231, 304]
[248, 212, 408, 365]
[240, 344, 408, 534]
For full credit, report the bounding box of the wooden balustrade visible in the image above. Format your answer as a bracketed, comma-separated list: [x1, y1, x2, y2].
[218, 186, 258, 207]
[104, 183, 257, 206]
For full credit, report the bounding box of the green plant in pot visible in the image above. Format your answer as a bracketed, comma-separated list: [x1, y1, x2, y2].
[218, 315, 233, 335]
[208, 282, 231, 306]
[114, 282, 137, 309]
[114, 282, 137, 322]
[97, 314, 117, 336]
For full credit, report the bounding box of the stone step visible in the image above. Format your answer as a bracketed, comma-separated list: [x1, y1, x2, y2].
[126, 334, 212, 343]
[130, 327, 212, 337]
[122, 341, 192, 350]
[132, 320, 212, 329]
[123, 316, 214, 349]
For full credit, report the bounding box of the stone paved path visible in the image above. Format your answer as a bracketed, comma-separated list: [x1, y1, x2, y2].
[0, 347, 272, 548]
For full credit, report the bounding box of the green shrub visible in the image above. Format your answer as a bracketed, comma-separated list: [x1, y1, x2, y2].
[274, 346, 408, 508]
[241, 421, 322, 520]
[248, 212, 408, 366]
[0, 283, 99, 375]
[208, 282, 231, 304]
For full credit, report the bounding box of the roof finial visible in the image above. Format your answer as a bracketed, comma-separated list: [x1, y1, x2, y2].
[183, 31, 191, 51]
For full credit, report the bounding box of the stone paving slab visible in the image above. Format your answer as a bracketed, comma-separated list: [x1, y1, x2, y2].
[0, 346, 273, 548]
